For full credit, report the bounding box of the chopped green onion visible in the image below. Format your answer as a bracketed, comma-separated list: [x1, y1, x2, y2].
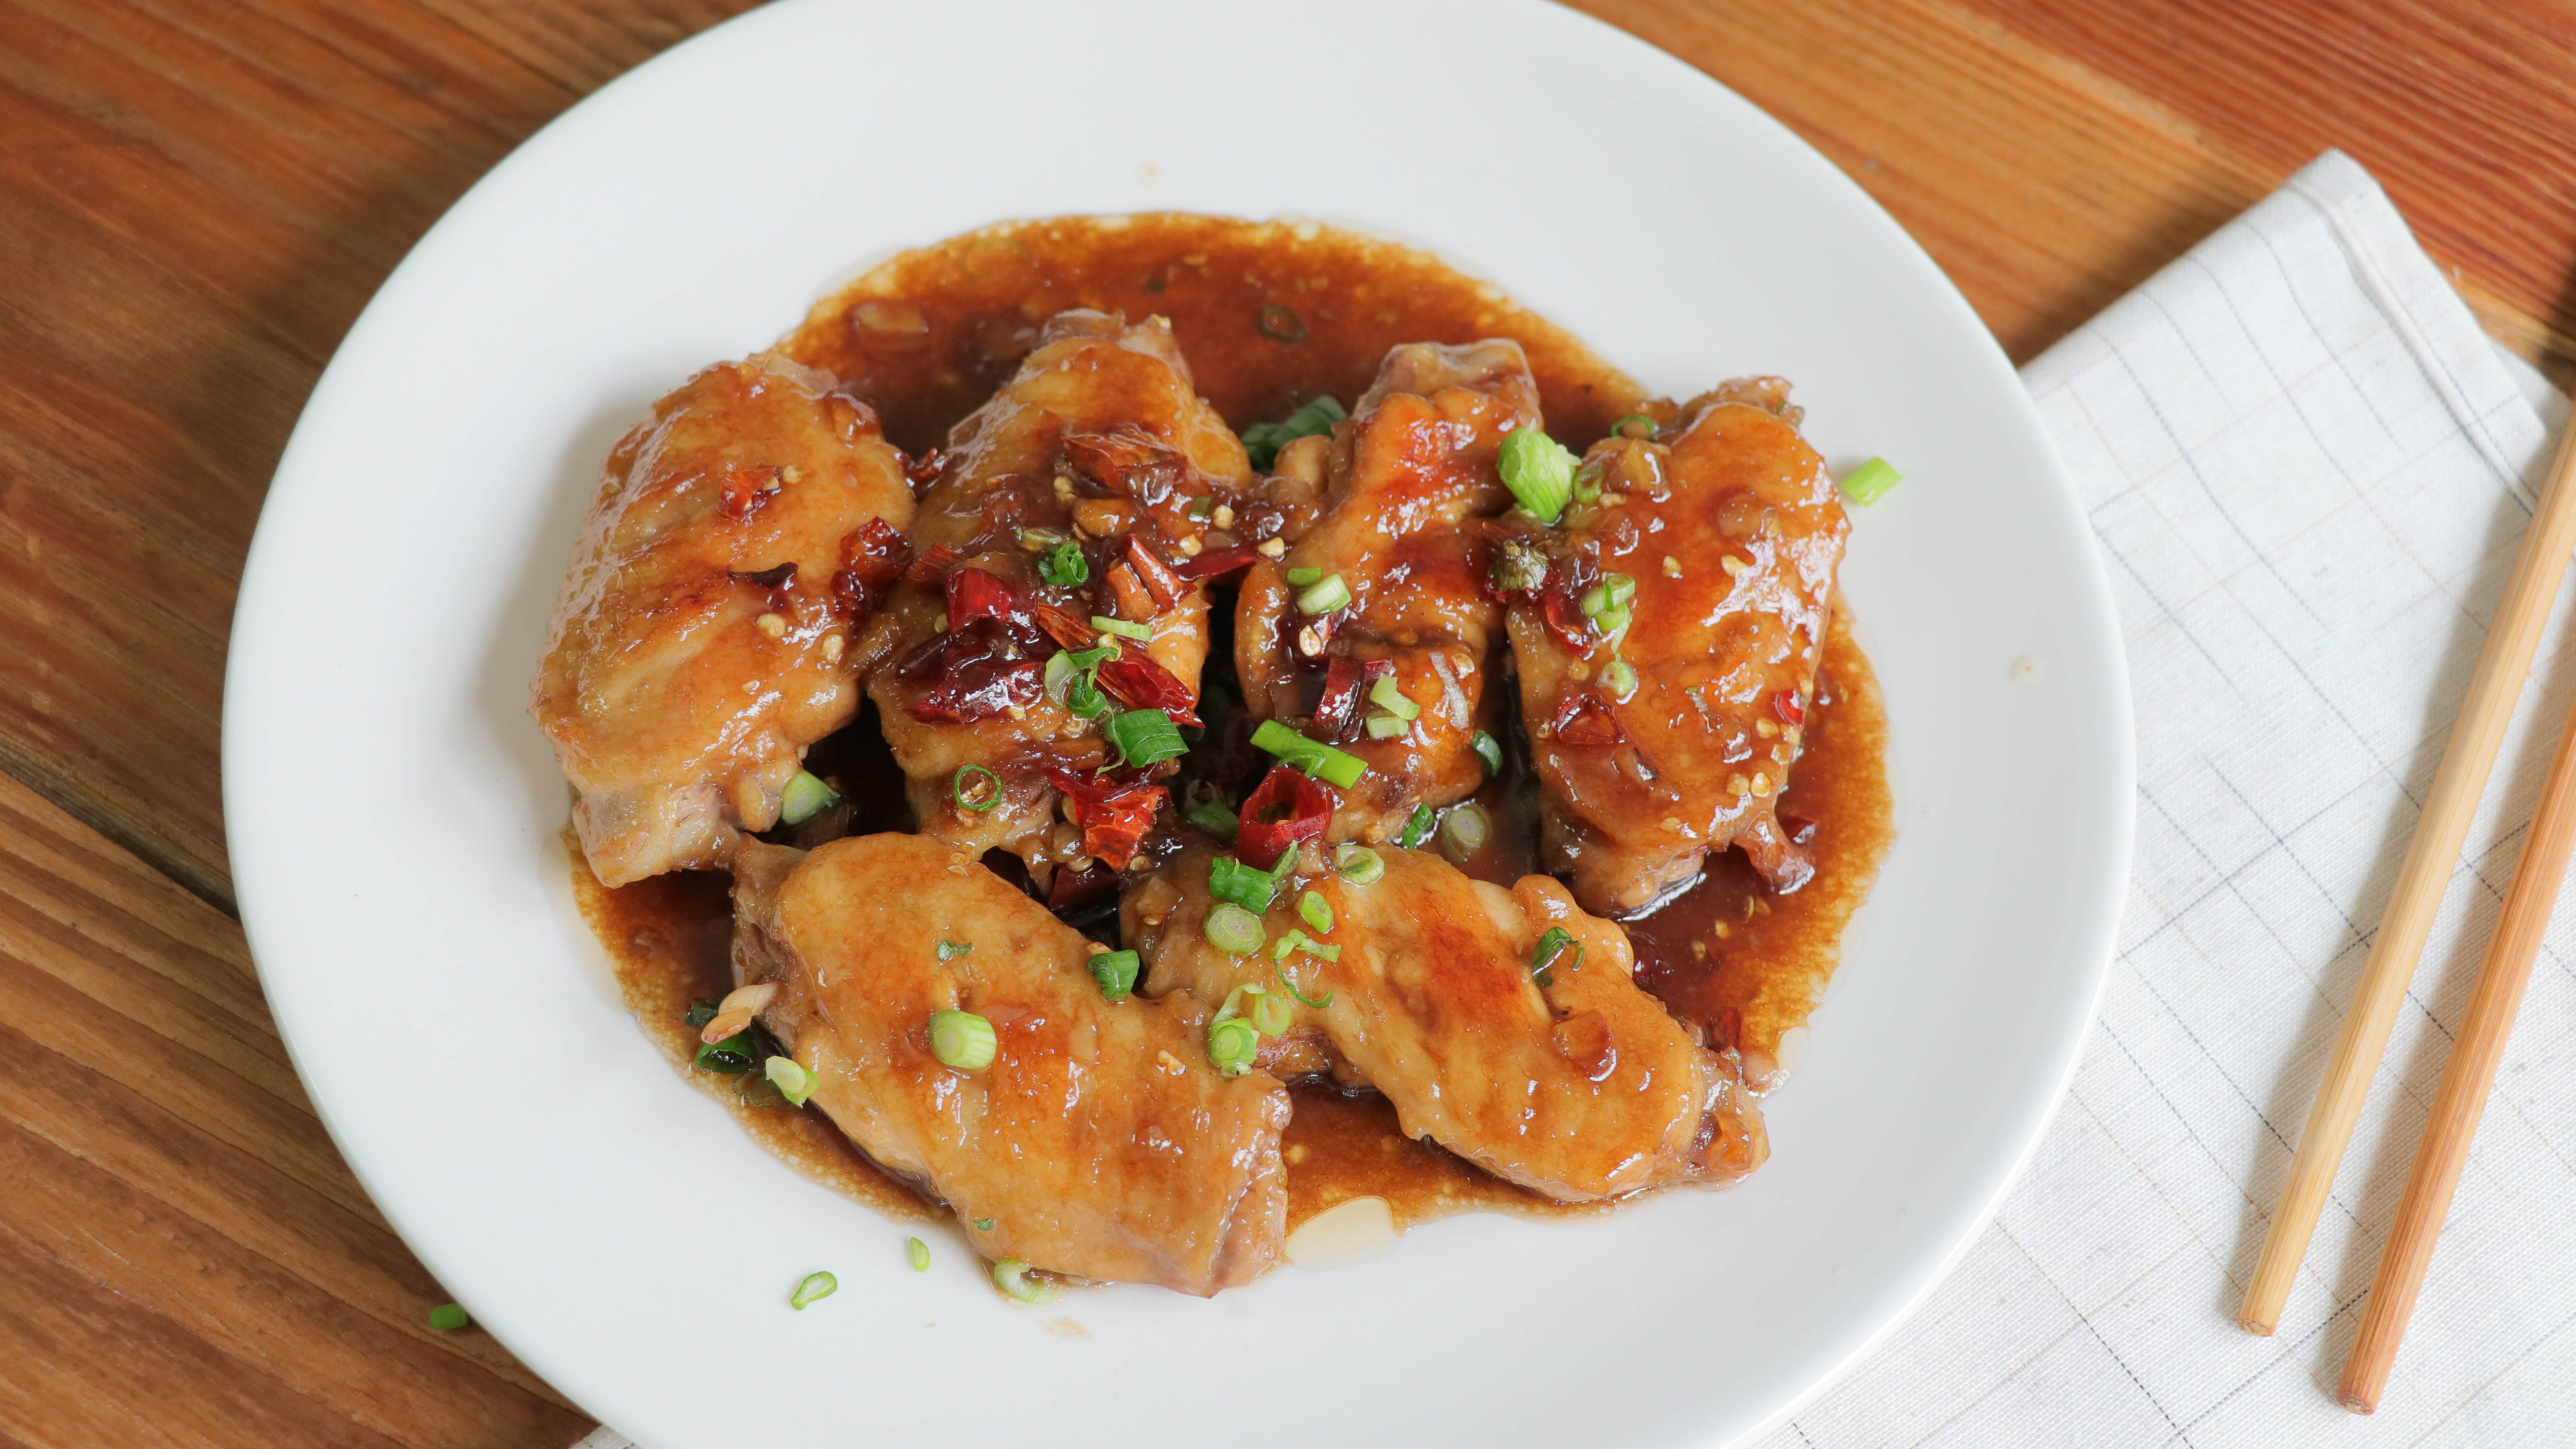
[694, 1031, 757, 1074]
[1204, 901, 1266, 956]
[1208, 1015, 1261, 1075]
[1066, 642, 1120, 670]
[1611, 413, 1659, 440]
[684, 999, 719, 1030]
[1248, 988, 1293, 1037]
[765, 1055, 817, 1107]
[953, 764, 1002, 812]
[1284, 565, 1322, 588]
[1295, 572, 1352, 615]
[1840, 456, 1903, 506]
[1531, 926, 1583, 988]
[1298, 889, 1333, 934]
[1043, 651, 1077, 705]
[973, 1217, 996, 1231]
[790, 1271, 837, 1310]
[779, 770, 840, 826]
[1365, 714, 1409, 740]
[1498, 428, 1578, 525]
[1257, 304, 1306, 343]
[1208, 855, 1279, 912]
[1602, 659, 1639, 700]
[1438, 803, 1491, 865]
[427, 1303, 469, 1332]
[1571, 460, 1604, 506]
[1276, 962, 1334, 1009]
[1089, 949, 1141, 1001]
[1104, 708, 1187, 767]
[1064, 670, 1110, 718]
[1368, 675, 1420, 722]
[1187, 496, 1214, 521]
[1183, 784, 1240, 840]
[1334, 843, 1384, 885]
[1470, 730, 1504, 776]
[1603, 573, 1638, 609]
[1580, 574, 1637, 621]
[929, 1009, 998, 1071]
[907, 1237, 931, 1272]
[1248, 719, 1368, 788]
[1038, 539, 1089, 587]
[1093, 614, 1153, 641]
[1240, 395, 1347, 470]
[1270, 928, 1340, 963]
[1396, 803, 1436, 851]
[938, 939, 973, 961]
[993, 1258, 1056, 1304]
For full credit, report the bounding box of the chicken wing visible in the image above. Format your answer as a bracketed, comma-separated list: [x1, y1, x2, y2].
[1234, 341, 1536, 842]
[729, 833, 1289, 1295]
[1125, 841, 1764, 1201]
[533, 354, 916, 886]
[1503, 381, 1848, 915]
[862, 311, 1252, 877]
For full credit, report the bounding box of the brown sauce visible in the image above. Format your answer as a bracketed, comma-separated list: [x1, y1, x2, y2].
[574, 214, 1892, 1242]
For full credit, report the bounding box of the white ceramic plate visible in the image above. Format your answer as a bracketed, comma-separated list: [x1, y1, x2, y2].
[225, 2, 2133, 1445]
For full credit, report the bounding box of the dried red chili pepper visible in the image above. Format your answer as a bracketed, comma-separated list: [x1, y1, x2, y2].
[1062, 424, 1190, 510]
[1771, 689, 1805, 726]
[1235, 764, 1336, 871]
[944, 566, 1021, 630]
[1042, 768, 1168, 869]
[830, 517, 909, 618]
[1031, 600, 1099, 652]
[1094, 653, 1202, 726]
[720, 464, 782, 520]
[1314, 657, 1394, 744]
[902, 446, 946, 491]
[901, 653, 1044, 723]
[1549, 692, 1625, 747]
[1124, 537, 1187, 611]
[1046, 858, 1119, 912]
[1168, 546, 1257, 582]
[905, 542, 963, 587]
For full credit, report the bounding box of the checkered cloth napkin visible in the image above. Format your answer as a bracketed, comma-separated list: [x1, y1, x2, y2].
[1757, 150, 2576, 1448]
[571, 151, 2574, 1449]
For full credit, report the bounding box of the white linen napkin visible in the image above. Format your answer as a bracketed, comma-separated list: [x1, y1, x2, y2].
[569, 151, 2573, 1449]
[1759, 151, 2576, 1447]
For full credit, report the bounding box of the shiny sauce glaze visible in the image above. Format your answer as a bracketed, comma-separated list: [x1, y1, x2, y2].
[574, 214, 1892, 1237]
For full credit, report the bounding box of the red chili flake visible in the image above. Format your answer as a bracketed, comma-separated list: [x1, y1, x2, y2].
[902, 447, 946, 492]
[830, 517, 909, 618]
[1314, 657, 1394, 744]
[720, 465, 782, 520]
[1062, 425, 1191, 511]
[902, 654, 1045, 723]
[1235, 764, 1336, 871]
[944, 566, 1022, 630]
[1549, 692, 1626, 747]
[1095, 653, 1202, 726]
[905, 543, 963, 587]
[1771, 689, 1806, 726]
[1123, 538, 1187, 611]
[1168, 546, 1257, 582]
[1042, 769, 1168, 869]
[1031, 600, 1100, 652]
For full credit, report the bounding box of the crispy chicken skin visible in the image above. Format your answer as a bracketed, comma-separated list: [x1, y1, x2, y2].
[863, 311, 1251, 869]
[1236, 341, 1537, 842]
[730, 833, 1290, 1295]
[1125, 842, 1766, 1201]
[1507, 381, 1848, 915]
[533, 354, 915, 886]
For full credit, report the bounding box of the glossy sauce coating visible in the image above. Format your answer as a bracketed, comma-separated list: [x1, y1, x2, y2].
[581, 214, 1891, 1238]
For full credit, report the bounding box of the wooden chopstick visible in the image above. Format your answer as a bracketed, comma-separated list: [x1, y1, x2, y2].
[2337, 678, 2576, 1411]
[2239, 420, 2576, 1336]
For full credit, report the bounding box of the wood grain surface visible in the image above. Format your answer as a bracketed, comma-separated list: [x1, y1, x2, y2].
[2, 1, 2570, 1444]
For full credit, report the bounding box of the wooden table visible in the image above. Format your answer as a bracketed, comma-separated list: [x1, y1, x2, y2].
[4, 2, 2568, 1443]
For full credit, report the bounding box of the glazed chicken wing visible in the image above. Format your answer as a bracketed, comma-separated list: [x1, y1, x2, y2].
[1504, 381, 1848, 915]
[863, 311, 1252, 880]
[1234, 341, 1537, 842]
[729, 833, 1289, 1295]
[533, 354, 915, 886]
[1125, 842, 1764, 1201]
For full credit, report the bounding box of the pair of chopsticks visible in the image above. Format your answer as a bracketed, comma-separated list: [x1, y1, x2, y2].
[2238, 421, 2576, 1411]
